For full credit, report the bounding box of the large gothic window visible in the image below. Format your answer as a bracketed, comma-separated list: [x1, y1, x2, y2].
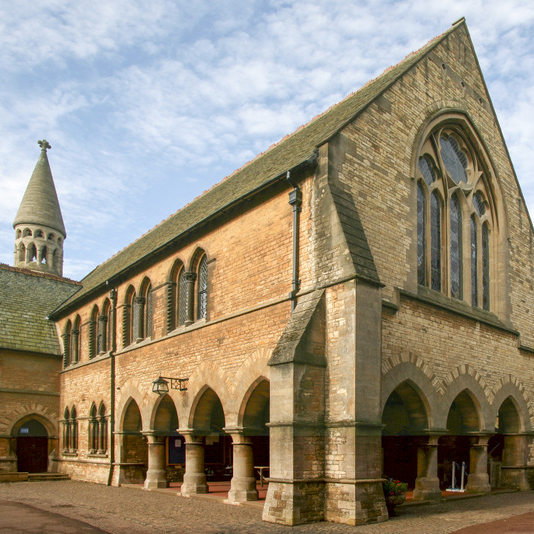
[416, 122, 495, 311]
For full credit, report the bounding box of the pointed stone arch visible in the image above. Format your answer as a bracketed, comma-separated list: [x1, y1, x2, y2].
[492, 378, 532, 432]
[439, 364, 493, 430]
[238, 376, 270, 433]
[188, 385, 226, 434]
[381, 359, 440, 428]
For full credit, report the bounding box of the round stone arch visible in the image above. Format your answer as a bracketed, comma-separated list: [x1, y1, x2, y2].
[491, 381, 531, 433]
[438, 374, 492, 431]
[381, 361, 439, 429]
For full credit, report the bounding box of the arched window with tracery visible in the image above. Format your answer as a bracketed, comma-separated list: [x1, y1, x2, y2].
[89, 306, 98, 359]
[416, 120, 497, 312]
[197, 254, 208, 320]
[122, 286, 136, 347]
[62, 320, 72, 368]
[141, 279, 153, 340]
[71, 316, 81, 363]
[89, 403, 98, 453]
[98, 402, 107, 453]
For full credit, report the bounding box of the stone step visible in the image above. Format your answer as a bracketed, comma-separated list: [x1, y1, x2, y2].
[28, 473, 70, 482]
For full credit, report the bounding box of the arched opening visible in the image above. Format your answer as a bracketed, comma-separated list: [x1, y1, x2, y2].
[489, 397, 526, 489]
[382, 381, 429, 489]
[439, 390, 480, 490]
[192, 388, 229, 481]
[15, 418, 49, 473]
[121, 399, 147, 484]
[153, 395, 183, 483]
[242, 379, 270, 471]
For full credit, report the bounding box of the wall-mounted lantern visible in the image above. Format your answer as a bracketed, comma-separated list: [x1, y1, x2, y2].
[152, 375, 189, 395]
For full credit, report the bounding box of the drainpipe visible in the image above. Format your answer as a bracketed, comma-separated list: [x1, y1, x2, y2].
[287, 170, 302, 311]
[107, 286, 117, 486]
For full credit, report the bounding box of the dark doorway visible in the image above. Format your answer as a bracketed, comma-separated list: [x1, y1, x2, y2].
[16, 419, 48, 473]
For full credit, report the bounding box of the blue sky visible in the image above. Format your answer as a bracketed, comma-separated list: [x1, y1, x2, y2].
[1, 1, 534, 280]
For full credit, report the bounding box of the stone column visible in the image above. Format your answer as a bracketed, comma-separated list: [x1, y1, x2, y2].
[97, 315, 107, 353]
[134, 296, 145, 342]
[184, 272, 197, 326]
[501, 434, 529, 490]
[180, 433, 208, 496]
[226, 431, 258, 503]
[71, 329, 79, 363]
[413, 435, 441, 500]
[466, 436, 491, 493]
[143, 433, 168, 489]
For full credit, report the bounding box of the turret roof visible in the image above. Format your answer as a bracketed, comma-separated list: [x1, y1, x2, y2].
[13, 141, 66, 236]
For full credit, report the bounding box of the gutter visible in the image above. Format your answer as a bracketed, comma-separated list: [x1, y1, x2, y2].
[107, 286, 117, 486]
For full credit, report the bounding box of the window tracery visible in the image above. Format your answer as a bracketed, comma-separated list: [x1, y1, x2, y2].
[416, 122, 495, 311]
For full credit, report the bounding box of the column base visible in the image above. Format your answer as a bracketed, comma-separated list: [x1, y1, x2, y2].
[466, 473, 490, 493]
[144, 469, 168, 490]
[501, 467, 530, 491]
[263, 480, 324, 525]
[413, 476, 441, 501]
[226, 476, 258, 503]
[325, 480, 387, 526]
[181, 473, 208, 496]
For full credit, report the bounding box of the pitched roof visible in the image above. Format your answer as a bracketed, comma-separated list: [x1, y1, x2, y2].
[55, 19, 465, 314]
[0, 265, 79, 355]
[13, 145, 66, 236]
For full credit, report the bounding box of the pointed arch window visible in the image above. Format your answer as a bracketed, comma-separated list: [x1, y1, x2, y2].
[123, 287, 135, 347]
[89, 404, 98, 453]
[416, 121, 496, 311]
[197, 255, 208, 320]
[430, 191, 442, 291]
[450, 193, 463, 299]
[178, 268, 188, 326]
[71, 316, 81, 363]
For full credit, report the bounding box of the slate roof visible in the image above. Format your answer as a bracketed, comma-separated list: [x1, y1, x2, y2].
[14, 146, 66, 236]
[0, 265, 80, 355]
[55, 19, 464, 315]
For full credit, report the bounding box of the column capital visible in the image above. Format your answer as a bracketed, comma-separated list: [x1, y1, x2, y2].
[184, 271, 197, 282]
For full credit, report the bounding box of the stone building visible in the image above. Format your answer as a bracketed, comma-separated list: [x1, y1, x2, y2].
[0, 142, 79, 475]
[48, 19, 534, 526]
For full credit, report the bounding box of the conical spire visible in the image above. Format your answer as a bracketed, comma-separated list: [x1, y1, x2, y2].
[13, 140, 66, 236]
[13, 141, 66, 276]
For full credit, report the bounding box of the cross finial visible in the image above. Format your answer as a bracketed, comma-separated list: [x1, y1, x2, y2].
[38, 139, 51, 152]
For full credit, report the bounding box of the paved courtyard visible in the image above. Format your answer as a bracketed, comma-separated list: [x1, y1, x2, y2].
[0, 481, 533, 533]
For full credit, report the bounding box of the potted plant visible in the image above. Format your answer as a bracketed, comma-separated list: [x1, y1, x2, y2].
[383, 478, 408, 516]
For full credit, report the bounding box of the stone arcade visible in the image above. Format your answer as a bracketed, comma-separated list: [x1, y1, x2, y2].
[5, 19, 534, 526]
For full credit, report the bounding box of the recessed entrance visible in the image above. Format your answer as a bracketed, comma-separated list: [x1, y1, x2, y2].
[16, 419, 48, 473]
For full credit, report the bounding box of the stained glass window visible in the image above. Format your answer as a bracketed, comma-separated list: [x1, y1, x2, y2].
[418, 155, 437, 186]
[440, 136, 467, 183]
[482, 223, 490, 310]
[471, 216, 478, 307]
[473, 191, 486, 217]
[450, 194, 463, 299]
[430, 192, 441, 291]
[417, 182, 426, 286]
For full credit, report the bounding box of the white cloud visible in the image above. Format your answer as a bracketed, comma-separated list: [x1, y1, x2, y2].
[0, 1, 534, 280]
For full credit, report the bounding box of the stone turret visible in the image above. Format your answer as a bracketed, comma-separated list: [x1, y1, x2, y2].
[13, 140, 66, 276]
